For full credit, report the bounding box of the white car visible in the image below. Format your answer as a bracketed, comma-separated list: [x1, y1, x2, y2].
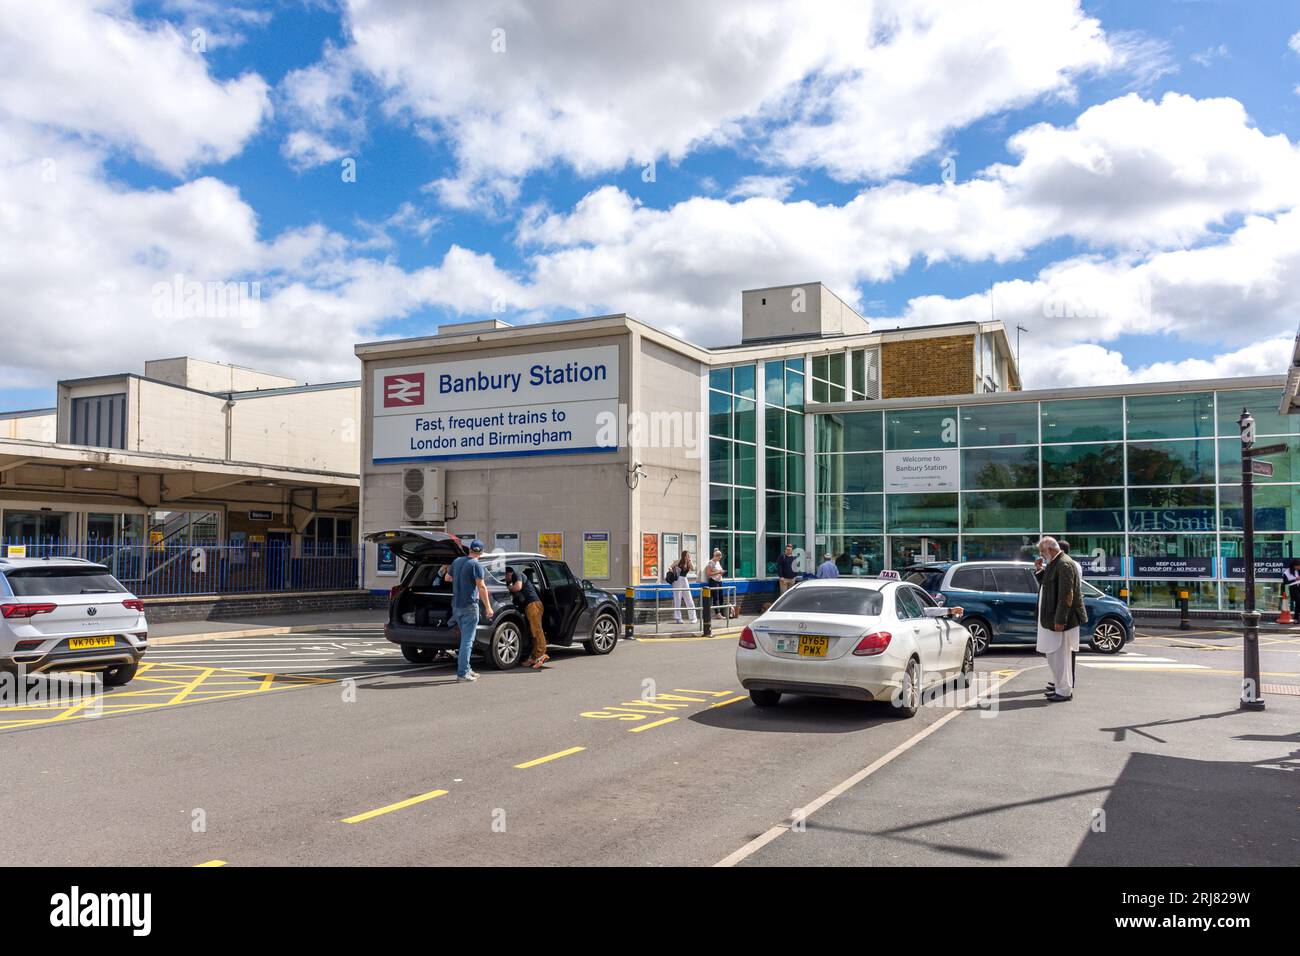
[0, 557, 148, 686]
[736, 577, 974, 717]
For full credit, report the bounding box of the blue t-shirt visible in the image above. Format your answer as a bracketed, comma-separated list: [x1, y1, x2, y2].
[816, 560, 839, 579]
[451, 555, 484, 610]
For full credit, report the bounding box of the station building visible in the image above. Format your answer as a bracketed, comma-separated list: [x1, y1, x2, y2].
[355, 282, 1019, 592]
[0, 357, 361, 598]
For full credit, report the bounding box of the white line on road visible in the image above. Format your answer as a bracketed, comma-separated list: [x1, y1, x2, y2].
[714, 669, 1022, 868]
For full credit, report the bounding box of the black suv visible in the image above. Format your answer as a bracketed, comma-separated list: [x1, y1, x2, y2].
[366, 530, 623, 669]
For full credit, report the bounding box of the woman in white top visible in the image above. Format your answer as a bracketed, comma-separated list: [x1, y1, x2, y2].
[670, 550, 697, 624]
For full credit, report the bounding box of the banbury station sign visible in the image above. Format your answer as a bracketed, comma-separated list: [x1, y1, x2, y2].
[372, 344, 620, 463]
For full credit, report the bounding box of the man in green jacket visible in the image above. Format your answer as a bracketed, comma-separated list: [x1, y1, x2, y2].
[1034, 536, 1086, 702]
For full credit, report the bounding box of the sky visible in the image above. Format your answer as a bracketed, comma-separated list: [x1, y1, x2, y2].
[2, 0, 1299, 412]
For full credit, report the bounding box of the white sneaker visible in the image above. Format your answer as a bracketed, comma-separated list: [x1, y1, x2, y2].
[457, 672, 479, 682]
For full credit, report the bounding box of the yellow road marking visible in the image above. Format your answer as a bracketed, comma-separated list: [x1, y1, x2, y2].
[709, 695, 747, 708]
[167, 667, 216, 706]
[0, 662, 333, 731]
[629, 716, 678, 733]
[195, 860, 227, 867]
[342, 789, 448, 824]
[673, 689, 737, 697]
[514, 746, 585, 769]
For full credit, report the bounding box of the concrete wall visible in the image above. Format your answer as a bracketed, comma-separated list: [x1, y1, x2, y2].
[741, 283, 870, 341]
[880, 334, 976, 399]
[631, 335, 704, 580]
[0, 410, 55, 442]
[134, 379, 228, 458]
[144, 357, 296, 394]
[360, 332, 635, 590]
[228, 386, 360, 473]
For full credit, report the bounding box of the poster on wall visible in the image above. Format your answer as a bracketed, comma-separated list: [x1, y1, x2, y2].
[583, 531, 610, 580]
[883, 449, 959, 493]
[641, 533, 659, 581]
[376, 542, 397, 576]
[661, 533, 680, 577]
[539, 532, 564, 561]
[682, 534, 698, 565]
[371, 344, 621, 464]
[494, 532, 519, 553]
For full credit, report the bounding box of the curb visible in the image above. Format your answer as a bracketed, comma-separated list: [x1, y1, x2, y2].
[147, 621, 384, 646]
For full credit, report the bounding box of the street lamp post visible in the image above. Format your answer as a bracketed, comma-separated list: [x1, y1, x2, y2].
[1237, 408, 1265, 711]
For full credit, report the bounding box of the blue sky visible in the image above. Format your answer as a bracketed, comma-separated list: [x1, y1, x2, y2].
[3, 0, 1300, 412]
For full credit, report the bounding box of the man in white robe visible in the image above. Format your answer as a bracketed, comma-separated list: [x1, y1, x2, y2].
[1034, 536, 1084, 702]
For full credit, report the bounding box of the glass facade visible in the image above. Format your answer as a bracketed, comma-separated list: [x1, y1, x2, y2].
[810, 386, 1298, 610]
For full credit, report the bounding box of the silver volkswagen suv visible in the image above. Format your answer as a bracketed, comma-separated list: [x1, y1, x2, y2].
[0, 557, 148, 686]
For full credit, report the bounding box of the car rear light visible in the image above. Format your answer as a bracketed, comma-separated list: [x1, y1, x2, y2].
[853, 631, 892, 656]
[13, 639, 44, 651]
[122, 599, 145, 612]
[738, 626, 756, 649]
[0, 603, 57, 619]
[389, 584, 405, 601]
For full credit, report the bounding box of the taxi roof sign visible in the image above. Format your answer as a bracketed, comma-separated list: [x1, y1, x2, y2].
[877, 569, 901, 580]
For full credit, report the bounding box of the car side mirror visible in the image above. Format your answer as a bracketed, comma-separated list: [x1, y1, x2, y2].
[933, 593, 946, 606]
[582, 579, 594, 590]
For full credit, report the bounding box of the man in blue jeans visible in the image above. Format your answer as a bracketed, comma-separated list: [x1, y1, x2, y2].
[450, 540, 494, 682]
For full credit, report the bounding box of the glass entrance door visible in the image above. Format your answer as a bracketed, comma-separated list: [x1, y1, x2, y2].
[889, 535, 958, 570]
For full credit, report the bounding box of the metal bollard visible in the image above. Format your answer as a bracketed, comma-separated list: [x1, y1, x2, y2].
[1178, 589, 1190, 630]
[702, 587, 712, 637]
[624, 587, 636, 641]
[1119, 587, 1129, 605]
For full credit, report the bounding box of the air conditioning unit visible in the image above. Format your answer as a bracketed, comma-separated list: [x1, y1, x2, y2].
[402, 467, 445, 523]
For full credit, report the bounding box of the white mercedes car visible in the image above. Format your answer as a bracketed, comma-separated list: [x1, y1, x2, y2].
[736, 575, 974, 717]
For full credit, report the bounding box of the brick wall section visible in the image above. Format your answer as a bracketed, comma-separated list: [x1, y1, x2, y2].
[143, 590, 384, 623]
[880, 334, 975, 398]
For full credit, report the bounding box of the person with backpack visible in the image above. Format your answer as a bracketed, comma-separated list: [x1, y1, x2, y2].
[668, 550, 696, 624]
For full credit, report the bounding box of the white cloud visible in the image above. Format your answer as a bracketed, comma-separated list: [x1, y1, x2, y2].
[0, 0, 270, 175]
[330, 0, 1124, 206]
[279, 42, 367, 170]
[726, 176, 798, 201]
[1289, 30, 1300, 54]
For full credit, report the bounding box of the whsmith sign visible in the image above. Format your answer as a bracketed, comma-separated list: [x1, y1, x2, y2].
[372, 345, 620, 463]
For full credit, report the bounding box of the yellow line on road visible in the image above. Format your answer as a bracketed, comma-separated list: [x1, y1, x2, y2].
[195, 859, 227, 867]
[709, 695, 747, 708]
[673, 689, 736, 697]
[514, 746, 585, 769]
[257, 672, 277, 692]
[167, 667, 216, 706]
[628, 716, 678, 733]
[342, 789, 448, 824]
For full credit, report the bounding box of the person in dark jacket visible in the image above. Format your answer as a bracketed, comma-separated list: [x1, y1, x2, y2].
[777, 544, 798, 593]
[1034, 536, 1086, 702]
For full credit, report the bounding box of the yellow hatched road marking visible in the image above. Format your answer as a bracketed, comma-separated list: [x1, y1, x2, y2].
[514, 746, 585, 769]
[628, 716, 678, 733]
[342, 789, 448, 824]
[195, 860, 227, 867]
[0, 662, 333, 731]
[673, 689, 736, 697]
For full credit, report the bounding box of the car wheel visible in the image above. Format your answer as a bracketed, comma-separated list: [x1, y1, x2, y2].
[891, 658, 921, 719]
[1089, 617, 1127, 655]
[964, 617, 992, 656]
[750, 689, 781, 707]
[487, 620, 524, 670]
[102, 662, 138, 687]
[401, 645, 438, 665]
[955, 641, 975, 689]
[582, 614, 619, 656]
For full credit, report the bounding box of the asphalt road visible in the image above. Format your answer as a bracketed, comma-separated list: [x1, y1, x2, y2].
[1, 625, 1295, 866]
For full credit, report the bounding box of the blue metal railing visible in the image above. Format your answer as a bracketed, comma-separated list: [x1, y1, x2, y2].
[0, 537, 362, 598]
